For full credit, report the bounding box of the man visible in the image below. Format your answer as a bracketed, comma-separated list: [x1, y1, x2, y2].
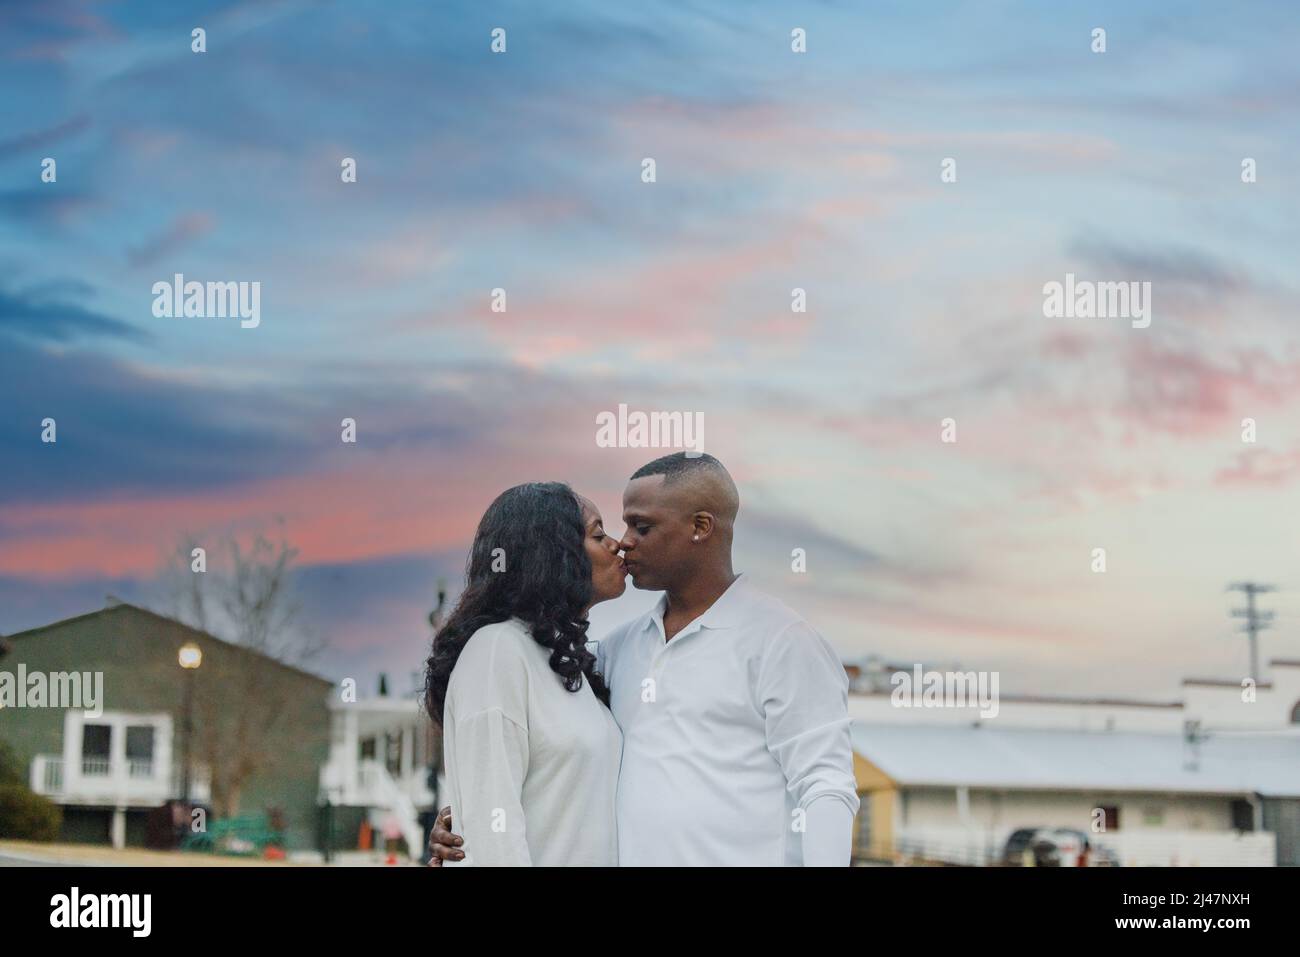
[429, 452, 859, 866]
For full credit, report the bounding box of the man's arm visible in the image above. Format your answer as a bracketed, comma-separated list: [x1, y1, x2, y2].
[801, 794, 856, 867]
[758, 620, 861, 867]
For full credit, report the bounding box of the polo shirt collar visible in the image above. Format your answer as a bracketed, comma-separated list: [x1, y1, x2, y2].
[642, 572, 749, 639]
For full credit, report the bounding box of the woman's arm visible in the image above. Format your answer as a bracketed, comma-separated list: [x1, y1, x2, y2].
[444, 626, 533, 866]
[447, 705, 532, 866]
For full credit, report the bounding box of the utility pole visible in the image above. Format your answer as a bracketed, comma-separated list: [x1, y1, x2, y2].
[1227, 582, 1276, 683]
[419, 578, 448, 864]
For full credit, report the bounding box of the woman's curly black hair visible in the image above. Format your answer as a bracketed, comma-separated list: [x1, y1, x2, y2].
[424, 481, 611, 727]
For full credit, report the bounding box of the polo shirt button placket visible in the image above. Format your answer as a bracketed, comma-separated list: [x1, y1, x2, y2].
[649, 641, 670, 685]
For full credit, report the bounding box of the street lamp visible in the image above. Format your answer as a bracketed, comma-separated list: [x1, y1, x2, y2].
[178, 642, 202, 804]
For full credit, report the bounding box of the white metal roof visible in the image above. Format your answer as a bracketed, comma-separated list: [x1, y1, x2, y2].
[851, 723, 1300, 797]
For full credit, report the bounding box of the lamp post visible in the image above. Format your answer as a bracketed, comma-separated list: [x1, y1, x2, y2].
[178, 642, 202, 804]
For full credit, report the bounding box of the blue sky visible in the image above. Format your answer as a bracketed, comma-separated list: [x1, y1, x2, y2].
[2, 0, 1299, 700]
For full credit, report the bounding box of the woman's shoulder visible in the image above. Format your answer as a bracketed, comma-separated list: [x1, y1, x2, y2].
[444, 621, 535, 725]
[449, 619, 539, 690]
[464, 617, 536, 652]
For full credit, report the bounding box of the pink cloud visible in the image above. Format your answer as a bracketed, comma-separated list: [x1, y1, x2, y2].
[1121, 344, 1300, 439]
[0, 434, 602, 582]
[474, 228, 827, 364]
[0, 459, 478, 581]
[1214, 447, 1300, 488]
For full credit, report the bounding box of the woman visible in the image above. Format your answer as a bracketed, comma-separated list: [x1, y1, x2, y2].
[423, 482, 627, 866]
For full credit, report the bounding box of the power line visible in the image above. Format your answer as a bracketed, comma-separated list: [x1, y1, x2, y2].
[1227, 582, 1276, 683]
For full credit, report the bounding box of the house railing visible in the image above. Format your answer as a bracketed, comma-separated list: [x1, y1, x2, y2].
[30, 753, 211, 804]
[81, 756, 111, 776]
[35, 754, 64, 793]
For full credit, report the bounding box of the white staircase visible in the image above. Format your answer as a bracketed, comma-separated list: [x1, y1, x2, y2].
[357, 758, 424, 859]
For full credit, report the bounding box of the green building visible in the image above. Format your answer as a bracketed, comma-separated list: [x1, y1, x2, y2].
[0, 602, 331, 850]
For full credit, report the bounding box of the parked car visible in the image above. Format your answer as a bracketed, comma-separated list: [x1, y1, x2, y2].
[1002, 827, 1042, 866]
[1033, 828, 1088, 866]
[1005, 827, 1122, 866]
[1088, 842, 1121, 866]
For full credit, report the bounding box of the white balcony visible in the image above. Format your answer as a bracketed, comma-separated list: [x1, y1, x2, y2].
[320, 698, 436, 811]
[31, 753, 212, 807]
[35, 753, 63, 793]
[82, 756, 111, 777]
[29, 710, 211, 808]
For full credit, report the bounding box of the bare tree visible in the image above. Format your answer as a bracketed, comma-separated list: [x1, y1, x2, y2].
[161, 525, 326, 818]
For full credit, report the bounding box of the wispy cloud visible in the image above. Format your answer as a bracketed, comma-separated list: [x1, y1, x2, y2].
[0, 283, 146, 343]
[127, 211, 215, 268]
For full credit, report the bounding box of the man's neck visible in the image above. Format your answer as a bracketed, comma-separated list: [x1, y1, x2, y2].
[662, 565, 738, 639]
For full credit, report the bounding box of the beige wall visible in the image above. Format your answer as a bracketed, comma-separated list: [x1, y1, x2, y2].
[900, 786, 1236, 834]
[853, 752, 896, 860]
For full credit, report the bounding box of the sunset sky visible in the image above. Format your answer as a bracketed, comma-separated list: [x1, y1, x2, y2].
[3, 0, 1298, 701]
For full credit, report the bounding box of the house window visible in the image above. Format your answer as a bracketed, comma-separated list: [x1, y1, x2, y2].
[1098, 805, 1120, 831]
[126, 726, 155, 778]
[1290, 699, 1300, 724]
[360, 736, 376, 760]
[1230, 799, 1254, 831]
[1142, 806, 1164, 826]
[82, 724, 111, 776]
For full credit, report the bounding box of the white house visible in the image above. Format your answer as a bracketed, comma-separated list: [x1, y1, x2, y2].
[848, 658, 1300, 866]
[29, 709, 212, 849]
[319, 692, 438, 859]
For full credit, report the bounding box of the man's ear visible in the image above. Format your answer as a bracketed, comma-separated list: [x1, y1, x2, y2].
[692, 512, 716, 541]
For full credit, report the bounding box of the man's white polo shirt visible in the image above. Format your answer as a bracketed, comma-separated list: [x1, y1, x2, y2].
[595, 573, 860, 866]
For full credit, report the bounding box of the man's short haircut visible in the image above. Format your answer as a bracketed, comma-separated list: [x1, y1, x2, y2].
[630, 452, 728, 485]
[630, 452, 739, 524]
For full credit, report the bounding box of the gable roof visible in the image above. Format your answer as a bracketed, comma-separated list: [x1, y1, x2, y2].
[5, 602, 332, 688]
